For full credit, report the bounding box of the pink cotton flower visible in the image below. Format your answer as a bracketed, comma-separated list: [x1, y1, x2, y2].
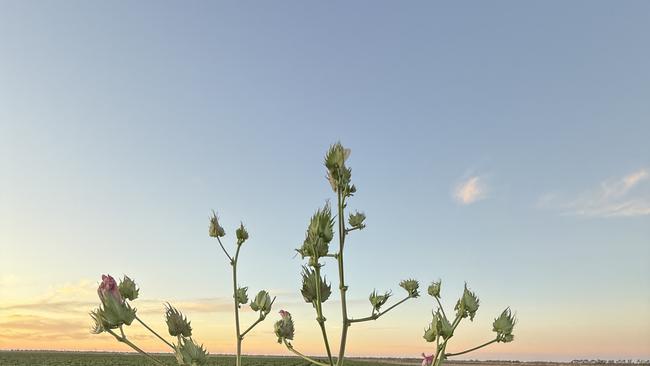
[98, 274, 122, 304]
[279, 310, 291, 319]
[421, 353, 434, 366]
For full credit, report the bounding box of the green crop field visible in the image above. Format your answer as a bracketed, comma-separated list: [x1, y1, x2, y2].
[0, 351, 417, 366]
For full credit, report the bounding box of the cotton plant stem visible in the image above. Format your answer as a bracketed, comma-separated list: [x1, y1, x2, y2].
[314, 265, 334, 366]
[348, 296, 411, 323]
[283, 339, 330, 366]
[435, 297, 447, 320]
[335, 191, 350, 366]
[232, 245, 243, 366]
[445, 338, 498, 357]
[135, 315, 175, 350]
[432, 315, 462, 366]
[106, 329, 167, 366]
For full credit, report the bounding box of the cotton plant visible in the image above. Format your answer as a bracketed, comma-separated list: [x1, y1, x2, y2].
[209, 212, 276, 366]
[274, 142, 420, 366]
[420, 281, 517, 366]
[89, 274, 208, 366]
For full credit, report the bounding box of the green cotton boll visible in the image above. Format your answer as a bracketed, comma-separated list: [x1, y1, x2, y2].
[399, 279, 420, 298]
[439, 315, 454, 340]
[300, 266, 331, 305]
[348, 211, 366, 230]
[423, 322, 438, 342]
[493, 308, 516, 342]
[427, 281, 441, 298]
[99, 293, 136, 329]
[250, 290, 273, 314]
[455, 284, 480, 320]
[165, 303, 192, 337]
[235, 287, 249, 306]
[308, 205, 334, 244]
[118, 276, 139, 301]
[368, 290, 391, 312]
[208, 211, 226, 238]
[296, 205, 334, 258]
[174, 337, 209, 366]
[236, 222, 249, 246]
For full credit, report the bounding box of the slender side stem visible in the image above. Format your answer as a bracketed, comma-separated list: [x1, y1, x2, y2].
[348, 296, 411, 323]
[335, 191, 349, 366]
[435, 297, 447, 320]
[445, 338, 498, 357]
[135, 315, 174, 350]
[283, 339, 330, 366]
[216, 236, 234, 263]
[240, 316, 264, 339]
[232, 245, 242, 366]
[314, 265, 334, 366]
[106, 329, 167, 366]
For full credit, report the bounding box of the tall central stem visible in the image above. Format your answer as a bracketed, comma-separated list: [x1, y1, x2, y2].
[233, 245, 242, 366]
[336, 190, 349, 366]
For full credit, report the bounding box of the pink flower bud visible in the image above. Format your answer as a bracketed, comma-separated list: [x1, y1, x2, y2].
[421, 353, 434, 366]
[98, 274, 123, 304]
[279, 310, 291, 320]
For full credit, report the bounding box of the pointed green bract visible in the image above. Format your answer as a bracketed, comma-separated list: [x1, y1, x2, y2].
[235, 286, 249, 307]
[236, 222, 249, 245]
[165, 303, 192, 337]
[174, 337, 209, 366]
[399, 279, 420, 297]
[296, 204, 334, 259]
[368, 290, 392, 312]
[208, 211, 226, 238]
[493, 308, 516, 343]
[300, 266, 331, 305]
[427, 281, 441, 298]
[118, 276, 139, 301]
[455, 283, 480, 321]
[348, 211, 366, 230]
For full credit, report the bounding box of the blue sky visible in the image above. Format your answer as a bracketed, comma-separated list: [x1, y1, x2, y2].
[1, 1, 649, 361]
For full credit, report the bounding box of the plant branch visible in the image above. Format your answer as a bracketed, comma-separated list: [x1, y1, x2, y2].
[135, 315, 174, 350]
[314, 265, 334, 366]
[435, 297, 447, 320]
[240, 316, 264, 339]
[283, 339, 330, 366]
[216, 236, 234, 263]
[348, 296, 411, 323]
[106, 329, 167, 366]
[445, 338, 498, 357]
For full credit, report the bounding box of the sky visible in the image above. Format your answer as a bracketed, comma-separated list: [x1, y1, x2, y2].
[0, 0, 649, 362]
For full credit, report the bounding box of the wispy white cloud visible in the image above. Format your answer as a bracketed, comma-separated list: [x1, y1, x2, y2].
[538, 169, 650, 217]
[453, 176, 487, 205]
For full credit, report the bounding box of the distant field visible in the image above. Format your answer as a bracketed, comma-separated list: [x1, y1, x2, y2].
[0, 352, 646, 366]
[0, 351, 412, 366]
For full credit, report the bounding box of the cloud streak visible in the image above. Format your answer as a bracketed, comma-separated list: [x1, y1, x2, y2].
[453, 176, 487, 205]
[538, 169, 650, 217]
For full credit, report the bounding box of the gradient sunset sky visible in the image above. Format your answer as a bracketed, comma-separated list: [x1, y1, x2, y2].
[1, 1, 649, 362]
